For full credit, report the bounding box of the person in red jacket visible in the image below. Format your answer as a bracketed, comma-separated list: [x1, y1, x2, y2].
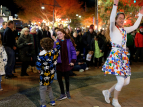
[134, 24, 143, 62]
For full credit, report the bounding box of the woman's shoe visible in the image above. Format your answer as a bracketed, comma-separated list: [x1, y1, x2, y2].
[102, 90, 110, 103]
[66, 92, 71, 99]
[112, 98, 121, 107]
[56, 94, 67, 101]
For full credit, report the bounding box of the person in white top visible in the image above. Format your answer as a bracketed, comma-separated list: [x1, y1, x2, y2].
[0, 34, 7, 91]
[102, 0, 143, 107]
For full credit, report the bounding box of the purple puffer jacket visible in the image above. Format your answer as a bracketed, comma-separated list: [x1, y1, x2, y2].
[53, 39, 77, 63]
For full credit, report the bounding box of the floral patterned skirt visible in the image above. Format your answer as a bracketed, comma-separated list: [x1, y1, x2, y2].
[102, 47, 131, 77]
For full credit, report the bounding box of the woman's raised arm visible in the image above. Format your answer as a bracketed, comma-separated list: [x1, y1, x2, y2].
[110, 0, 119, 32]
[124, 7, 143, 33]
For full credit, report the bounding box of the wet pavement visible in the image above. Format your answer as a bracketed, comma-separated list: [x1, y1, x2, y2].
[0, 62, 143, 107]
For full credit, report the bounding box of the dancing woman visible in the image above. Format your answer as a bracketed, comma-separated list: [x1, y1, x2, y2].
[102, 0, 143, 107]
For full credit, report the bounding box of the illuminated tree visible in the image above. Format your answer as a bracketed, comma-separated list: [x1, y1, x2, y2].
[99, 0, 143, 26]
[14, 0, 83, 24]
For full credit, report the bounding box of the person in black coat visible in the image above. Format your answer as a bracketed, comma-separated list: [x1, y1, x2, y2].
[90, 35, 105, 68]
[82, 26, 97, 62]
[37, 23, 47, 39]
[104, 40, 112, 61]
[0, 21, 7, 44]
[37, 23, 47, 50]
[3, 20, 17, 79]
[77, 28, 83, 53]
[45, 26, 52, 39]
[72, 32, 80, 51]
[17, 28, 35, 76]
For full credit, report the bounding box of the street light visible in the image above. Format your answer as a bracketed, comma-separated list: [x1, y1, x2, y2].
[95, 0, 98, 32]
[41, 6, 45, 9]
[79, 16, 81, 18]
[76, 14, 79, 16]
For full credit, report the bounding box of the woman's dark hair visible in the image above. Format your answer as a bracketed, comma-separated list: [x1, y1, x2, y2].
[46, 26, 49, 30]
[57, 29, 76, 48]
[65, 28, 71, 35]
[54, 27, 59, 31]
[40, 38, 54, 51]
[116, 12, 125, 20]
[59, 24, 63, 28]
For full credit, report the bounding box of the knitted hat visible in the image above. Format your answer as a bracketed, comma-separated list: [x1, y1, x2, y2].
[89, 26, 94, 30]
[139, 23, 143, 29]
[140, 26, 143, 29]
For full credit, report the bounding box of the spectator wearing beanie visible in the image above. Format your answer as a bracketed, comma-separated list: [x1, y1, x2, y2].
[82, 26, 97, 62]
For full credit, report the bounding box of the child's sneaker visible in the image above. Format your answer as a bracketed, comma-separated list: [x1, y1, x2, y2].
[102, 90, 110, 103]
[79, 69, 84, 72]
[56, 94, 67, 101]
[40, 105, 46, 107]
[112, 98, 121, 107]
[49, 101, 56, 106]
[85, 67, 89, 70]
[66, 92, 71, 99]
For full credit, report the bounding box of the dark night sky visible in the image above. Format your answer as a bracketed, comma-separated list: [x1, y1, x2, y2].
[0, 0, 22, 16]
[0, 0, 94, 16]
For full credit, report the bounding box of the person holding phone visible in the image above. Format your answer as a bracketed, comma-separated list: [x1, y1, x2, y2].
[17, 28, 35, 76]
[102, 0, 143, 106]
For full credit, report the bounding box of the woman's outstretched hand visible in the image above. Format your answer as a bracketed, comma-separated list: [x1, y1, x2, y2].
[114, 0, 119, 5]
[139, 6, 143, 15]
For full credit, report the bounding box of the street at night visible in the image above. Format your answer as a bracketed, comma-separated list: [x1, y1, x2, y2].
[0, 62, 143, 107]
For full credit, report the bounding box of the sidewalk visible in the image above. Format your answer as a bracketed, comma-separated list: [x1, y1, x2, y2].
[0, 62, 143, 107]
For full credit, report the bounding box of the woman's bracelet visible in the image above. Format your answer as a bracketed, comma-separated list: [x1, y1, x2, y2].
[114, 4, 118, 6]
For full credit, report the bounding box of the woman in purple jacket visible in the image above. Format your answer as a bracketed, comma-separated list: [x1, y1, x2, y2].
[54, 29, 77, 101]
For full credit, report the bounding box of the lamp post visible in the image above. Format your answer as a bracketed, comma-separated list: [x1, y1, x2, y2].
[95, 0, 98, 32]
[41, 0, 61, 25]
[1, 5, 2, 16]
